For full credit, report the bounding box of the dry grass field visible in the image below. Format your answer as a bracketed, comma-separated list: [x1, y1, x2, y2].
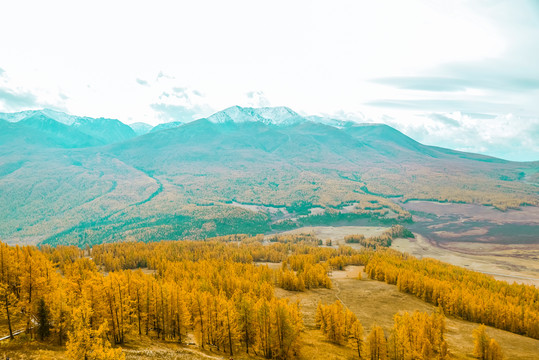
[278, 266, 539, 360]
[392, 235, 539, 286]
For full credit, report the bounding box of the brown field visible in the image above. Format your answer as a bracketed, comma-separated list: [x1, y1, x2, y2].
[402, 201, 539, 223]
[401, 201, 539, 245]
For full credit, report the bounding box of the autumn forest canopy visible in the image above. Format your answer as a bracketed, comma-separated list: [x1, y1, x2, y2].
[0, 232, 537, 359]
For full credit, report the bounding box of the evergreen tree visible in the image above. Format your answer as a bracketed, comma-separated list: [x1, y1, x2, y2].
[487, 338, 503, 360]
[37, 298, 51, 341]
[473, 325, 490, 360]
[349, 319, 365, 360]
[473, 325, 504, 360]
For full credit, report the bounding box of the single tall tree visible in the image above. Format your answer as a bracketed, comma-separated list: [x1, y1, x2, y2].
[37, 298, 51, 340]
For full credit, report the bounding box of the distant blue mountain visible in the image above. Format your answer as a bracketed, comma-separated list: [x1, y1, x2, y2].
[150, 121, 185, 133]
[1, 105, 536, 246]
[0, 109, 136, 146]
[129, 122, 153, 135]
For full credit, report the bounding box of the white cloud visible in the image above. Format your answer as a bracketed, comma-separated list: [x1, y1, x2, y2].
[245, 91, 271, 108]
[382, 111, 539, 161]
[0, 0, 537, 159]
[136, 78, 150, 87]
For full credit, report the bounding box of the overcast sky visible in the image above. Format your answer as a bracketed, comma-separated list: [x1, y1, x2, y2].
[0, 0, 538, 161]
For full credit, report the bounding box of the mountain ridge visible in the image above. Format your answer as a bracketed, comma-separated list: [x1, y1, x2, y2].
[0, 106, 537, 245]
[1, 106, 535, 163]
[0, 109, 136, 146]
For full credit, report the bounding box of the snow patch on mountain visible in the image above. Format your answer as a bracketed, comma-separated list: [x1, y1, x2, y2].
[207, 106, 306, 126]
[0, 108, 119, 126]
[206, 106, 355, 128]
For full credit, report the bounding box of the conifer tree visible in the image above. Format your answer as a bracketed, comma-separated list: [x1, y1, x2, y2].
[0, 283, 17, 340]
[349, 319, 365, 360]
[37, 298, 51, 340]
[487, 338, 503, 360]
[367, 324, 387, 360]
[473, 325, 490, 360]
[237, 294, 256, 354]
[473, 325, 504, 360]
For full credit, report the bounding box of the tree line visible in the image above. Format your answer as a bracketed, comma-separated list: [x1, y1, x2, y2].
[364, 249, 539, 339]
[344, 225, 414, 248]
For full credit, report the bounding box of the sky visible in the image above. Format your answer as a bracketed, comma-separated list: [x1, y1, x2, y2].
[0, 0, 538, 161]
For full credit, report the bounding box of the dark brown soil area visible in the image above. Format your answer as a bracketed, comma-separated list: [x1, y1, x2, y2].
[400, 201, 539, 244]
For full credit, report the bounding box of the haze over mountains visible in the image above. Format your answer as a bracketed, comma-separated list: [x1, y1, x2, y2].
[0, 106, 537, 246]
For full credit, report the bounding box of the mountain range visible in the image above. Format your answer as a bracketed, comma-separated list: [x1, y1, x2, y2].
[0, 108, 137, 146]
[0, 106, 537, 246]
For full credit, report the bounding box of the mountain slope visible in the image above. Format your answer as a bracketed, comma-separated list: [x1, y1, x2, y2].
[0, 109, 136, 145]
[129, 122, 153, 135]
[207, 106, 306, 125]
[0, 108, 82, 125]
[72, 117, 136, 144]
[1, 115, 102, 148]
[150, 121, 184, 133]
[0, 106, 537, 245]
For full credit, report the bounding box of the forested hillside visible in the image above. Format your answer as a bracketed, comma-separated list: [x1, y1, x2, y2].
[0, 107, 537, 246]
[0, 233, 537, 359]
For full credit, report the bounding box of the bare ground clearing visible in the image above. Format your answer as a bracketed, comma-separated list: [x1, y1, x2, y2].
[392, 235, 539, 286]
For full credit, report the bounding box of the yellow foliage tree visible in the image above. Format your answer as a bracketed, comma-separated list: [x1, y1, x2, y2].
[367, 324, 387, 360]
[473, 325, 503, 360]
[349, 318, 365, 360]
[66, 303, 125, 360]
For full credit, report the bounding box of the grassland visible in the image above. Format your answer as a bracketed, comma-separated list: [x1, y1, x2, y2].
[279, 266, 539, 360]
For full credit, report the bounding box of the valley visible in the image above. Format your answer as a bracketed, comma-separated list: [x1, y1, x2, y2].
[266, 197, 539, 286]
[0, 106, 538, 360]
[280, 267, 539, 360]
[1, 107, 537, 246]
[392, 235, 539, 286]
[3, 2, 539, 359]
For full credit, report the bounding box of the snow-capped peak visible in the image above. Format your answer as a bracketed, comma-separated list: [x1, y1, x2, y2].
[0, 109, 76, 125]
[207, 106, 306, 126]
[0, 108, 115, 126]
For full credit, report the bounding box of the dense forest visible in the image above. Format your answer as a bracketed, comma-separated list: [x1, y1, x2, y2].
[0, 231, 536, 359]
